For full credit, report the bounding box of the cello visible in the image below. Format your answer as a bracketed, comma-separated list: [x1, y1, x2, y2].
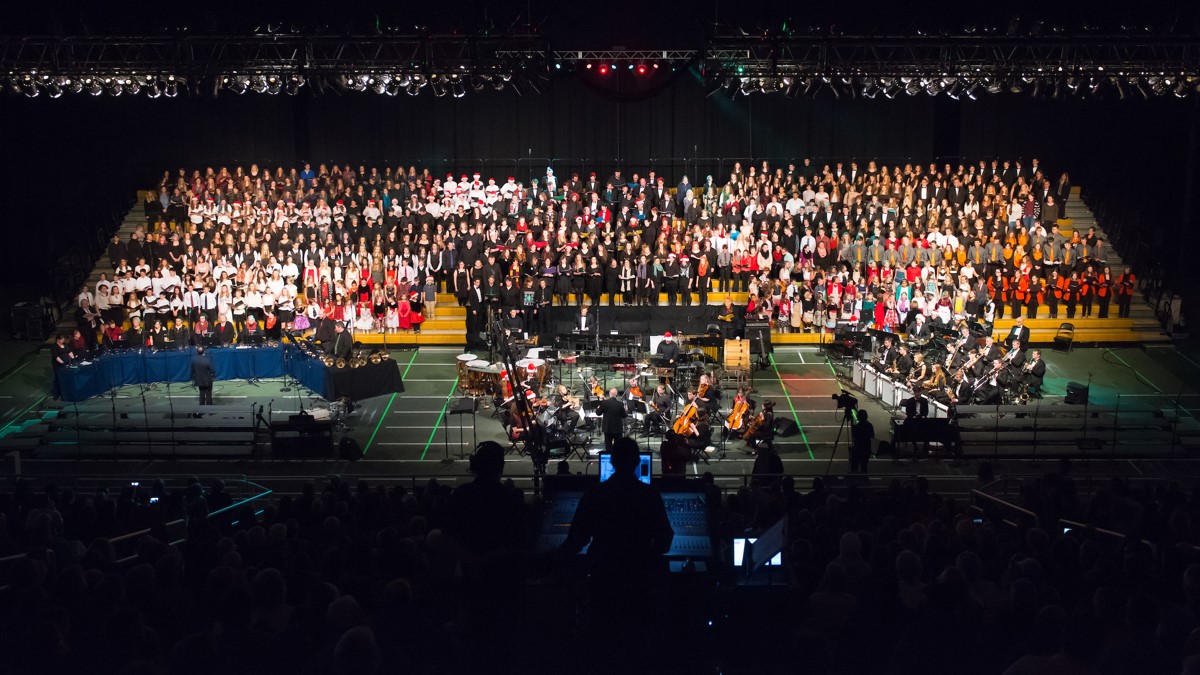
[725, 393, 749, 434]
[673, 401, 699, 435]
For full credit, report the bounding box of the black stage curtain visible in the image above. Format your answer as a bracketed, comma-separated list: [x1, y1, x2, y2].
[540, 305, 726, 345]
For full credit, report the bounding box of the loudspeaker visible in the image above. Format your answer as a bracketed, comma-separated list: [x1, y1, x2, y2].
[746, 321, 773, 353]
[339, 437, 363, 461]
[774, 418, 798, 437]
[1064, 382, 1089, 405]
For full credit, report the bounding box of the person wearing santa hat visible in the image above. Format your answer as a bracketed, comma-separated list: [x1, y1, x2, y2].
[656, 330, 680, 365]
[443, 174, 457, 195]
[500, 176, 518, 199]
[363, 199, 381, 221]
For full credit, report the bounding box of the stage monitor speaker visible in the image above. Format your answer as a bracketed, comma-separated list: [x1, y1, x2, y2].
[339, 437, 363, 461]
[746, 321, 773, 355]
[1064, 382, 1089, 405]
[774, 418, 798, 437]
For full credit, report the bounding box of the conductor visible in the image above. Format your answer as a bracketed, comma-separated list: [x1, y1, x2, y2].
[191, 345, 216, 405]
[596, 388, 628, 452]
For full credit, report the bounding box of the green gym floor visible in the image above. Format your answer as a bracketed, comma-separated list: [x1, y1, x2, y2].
[4, 337, 1200, 497]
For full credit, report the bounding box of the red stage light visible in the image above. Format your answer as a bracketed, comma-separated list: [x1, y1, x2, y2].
[598, 65, 609, 75]
[636, 65, 647, 75]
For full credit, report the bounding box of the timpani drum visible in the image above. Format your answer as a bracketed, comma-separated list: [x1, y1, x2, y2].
[456, 353, 477, 382]
[465, 359, 492, 394]
[517, 358, 548, 385]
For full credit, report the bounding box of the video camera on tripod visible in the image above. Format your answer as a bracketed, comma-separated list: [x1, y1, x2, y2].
[832, 391, 859, 420]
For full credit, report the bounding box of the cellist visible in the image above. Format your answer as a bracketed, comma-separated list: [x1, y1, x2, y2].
[724, 388, 751, 438]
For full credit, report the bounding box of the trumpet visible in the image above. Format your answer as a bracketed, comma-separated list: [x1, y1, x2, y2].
[1023, 360, 1036, 372]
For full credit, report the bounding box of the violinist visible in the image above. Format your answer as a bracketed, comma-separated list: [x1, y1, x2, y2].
[551, 384, 582, 434]
[697, 373, 720, 414]
[588, 375, 604, 400]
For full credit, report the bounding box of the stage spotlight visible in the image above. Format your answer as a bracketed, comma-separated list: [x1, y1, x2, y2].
[782, 76, 799, 98]
[470, 75, 487, 91]
[1175, 79, 1190, 98]
[904, 79, 922, 96]
[740, 77, 755, 95]
[1135, 79, 1150, 99]
[451, 81, 466, 97]
[431, 78, 446, 97]
[802, 77, 818, 98]
[598, 64, 609, 75]
[1008, 79, 1023, 94]
[406, 82, 420, 96]
[1150, 77, 1169, 96]
[67, 78, 83, 94]
[1115, 79, 1128, 100]
[370, 76, 387, 94]
[164, 80, 179, 97]
[21, 77, 39, 97]
[385, 78, 402, 96]
[627, 63, 634, 70]
[1052, 79, 1065, 99]
[45, 80, 62, 98]
[86, 78, 102, 95]
[286, 75, 304, 95]
[636, 64, 647, 75]
[266, 76, 281, 95]
[1031, 79, 1043, 98]
[586, 63, 593, 70]
[965, 81, 980, 100]
[945, 81, 962, 99]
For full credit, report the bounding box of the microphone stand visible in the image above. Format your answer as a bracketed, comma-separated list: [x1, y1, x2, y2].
[165, 366, 177, 461]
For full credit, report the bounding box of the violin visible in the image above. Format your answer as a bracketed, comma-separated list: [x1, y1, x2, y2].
[673, 401, 699, 435]
[629, 381, 643, 398]
[725, 398, 749, 432]
[698, 382, 711, 401]
[592, 382, 604, 398]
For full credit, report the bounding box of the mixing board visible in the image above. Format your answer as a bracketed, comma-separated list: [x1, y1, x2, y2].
[536, 487, 713, 560]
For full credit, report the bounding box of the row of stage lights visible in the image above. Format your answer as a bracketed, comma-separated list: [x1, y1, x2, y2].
[7, 68, 1196, 100]
[6, 72, 184, 98]
[708, 73, 1199, 100]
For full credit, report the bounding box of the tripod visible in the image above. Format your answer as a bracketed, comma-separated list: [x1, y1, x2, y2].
[825, 407, 855, 476]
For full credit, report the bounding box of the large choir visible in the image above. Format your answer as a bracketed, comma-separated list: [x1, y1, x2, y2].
[70, 157, 1136, 359]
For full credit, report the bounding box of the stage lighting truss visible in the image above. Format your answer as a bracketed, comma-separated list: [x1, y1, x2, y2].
[1, 33, 1197, 99]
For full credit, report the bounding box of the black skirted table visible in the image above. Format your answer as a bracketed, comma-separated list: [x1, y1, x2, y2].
[55, 345, 284, 403]
[283, 346, 405, 401]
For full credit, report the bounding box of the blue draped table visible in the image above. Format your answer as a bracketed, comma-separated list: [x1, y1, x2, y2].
[56, 345, 284, 402]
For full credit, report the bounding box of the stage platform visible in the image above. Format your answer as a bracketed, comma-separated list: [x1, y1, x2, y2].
[4, 335, 1200, 493]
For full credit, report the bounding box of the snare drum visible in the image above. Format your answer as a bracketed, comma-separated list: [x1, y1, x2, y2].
[456, 353, 477, 382]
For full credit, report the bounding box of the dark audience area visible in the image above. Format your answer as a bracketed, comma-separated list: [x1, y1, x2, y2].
[3, 456, 1200, 674]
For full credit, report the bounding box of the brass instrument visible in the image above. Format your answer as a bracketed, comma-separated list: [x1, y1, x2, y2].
[951, 350, 982, 379]
[321, 355, 335, 367]
[370, 351, 383, 364]
[350, 357, 365, 368]
[335, 357, 347, 369]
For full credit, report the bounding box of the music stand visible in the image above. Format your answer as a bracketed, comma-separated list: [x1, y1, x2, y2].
[443, 397, 477, 464]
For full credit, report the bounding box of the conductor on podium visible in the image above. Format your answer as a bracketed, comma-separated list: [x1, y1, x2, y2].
[191, 345, 215, 405]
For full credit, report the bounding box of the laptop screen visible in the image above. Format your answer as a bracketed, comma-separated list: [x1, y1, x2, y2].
[598, 452, 652, 485]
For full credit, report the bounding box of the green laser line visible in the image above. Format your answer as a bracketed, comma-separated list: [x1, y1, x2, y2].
[0, 393, 49, 436]
[420, 376, 460, 460]
[362, 392, 397, 456]
[401, 349, 419, 379]
[771, 354, 814, 458]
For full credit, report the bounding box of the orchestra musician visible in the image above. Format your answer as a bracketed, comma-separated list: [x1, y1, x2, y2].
[647, 384, 673, 433]
[907, 313, 932, 343]
[873, 335, 897, 371]
[886, 344, 913, 378]
[326, 321, 353, 360]
[214, 314, 237, 346]
[1003, 316, 1030, 349]
[906, 353, 929, 388]
[744, 400, 775, 452]
[949, 369, 974, 407]
[924, 364, 950, 405]
[655, 331, 680, 366]
[1019, 349, 1047, 393]
[550, 384, 582, 434]
[587, 374, 604, 401]
[900, 385, 930, 419]
[723, 389, 751, 438]
[696, 373, 721, 414]
[974, 359, 1007, 405]
[124, 316, 145, 346]
[191, 315, 211, 345]
[241, 314, 264, 343]
[102, 319, 125, 349]
[147, 319, 168, 349]
[1001, 338, 1027, 372]
[980, 336, 1002, 363]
